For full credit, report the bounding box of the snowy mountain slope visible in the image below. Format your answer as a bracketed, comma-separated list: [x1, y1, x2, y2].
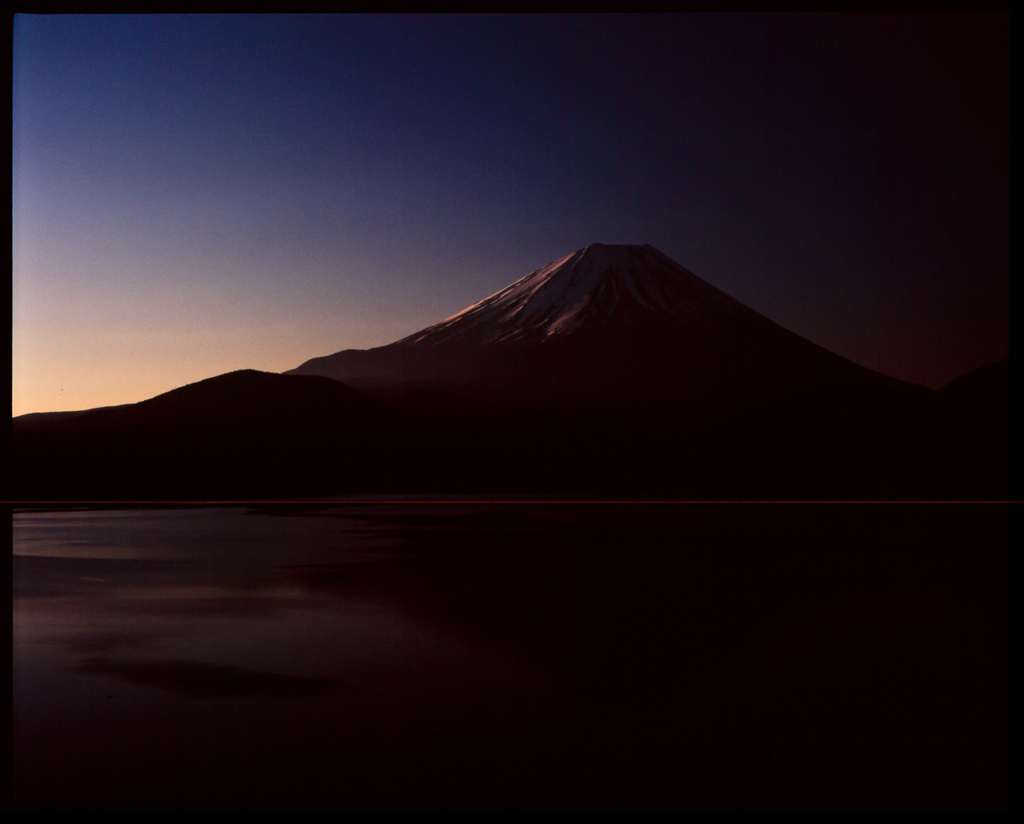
[395, 244, 755, 347]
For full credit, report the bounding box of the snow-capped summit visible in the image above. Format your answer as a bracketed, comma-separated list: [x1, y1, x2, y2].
[396, 243, 750, 347]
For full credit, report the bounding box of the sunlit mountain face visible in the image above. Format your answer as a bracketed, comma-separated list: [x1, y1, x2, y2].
[392, 244, 756, 345]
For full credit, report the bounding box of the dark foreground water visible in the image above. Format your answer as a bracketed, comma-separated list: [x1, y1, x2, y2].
[12, 502, 1007, 808]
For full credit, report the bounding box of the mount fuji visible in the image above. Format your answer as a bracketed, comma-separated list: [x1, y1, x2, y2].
[287, 243, 918, 425]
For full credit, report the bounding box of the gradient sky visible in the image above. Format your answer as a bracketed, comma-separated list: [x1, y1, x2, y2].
[13, 13, 1008, 416]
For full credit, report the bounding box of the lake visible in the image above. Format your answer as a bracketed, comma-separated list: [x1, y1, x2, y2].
[12, 502, 1007, 807]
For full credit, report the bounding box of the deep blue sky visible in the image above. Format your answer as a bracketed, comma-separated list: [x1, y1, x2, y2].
[13, 14, 1008, 414]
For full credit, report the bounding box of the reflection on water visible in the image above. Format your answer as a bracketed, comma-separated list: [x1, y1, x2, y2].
[13, 504, 1007, 807]
[13, 505, 574, 805]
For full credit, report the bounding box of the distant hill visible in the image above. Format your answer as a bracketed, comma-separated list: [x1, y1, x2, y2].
[11, 370, 399, 500]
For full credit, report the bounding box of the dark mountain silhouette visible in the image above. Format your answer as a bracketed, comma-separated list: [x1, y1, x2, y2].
[11, 370, 401, 500]
[10, 246, 1009, 500]
[926, 359, 1009, 499]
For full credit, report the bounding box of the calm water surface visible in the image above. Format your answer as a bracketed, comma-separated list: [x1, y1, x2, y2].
[14, 505, 573, 804]
[13, 503, 1007, 807]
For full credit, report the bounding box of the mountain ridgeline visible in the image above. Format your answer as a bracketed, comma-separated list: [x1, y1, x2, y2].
[12, 244, 1008, 500]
